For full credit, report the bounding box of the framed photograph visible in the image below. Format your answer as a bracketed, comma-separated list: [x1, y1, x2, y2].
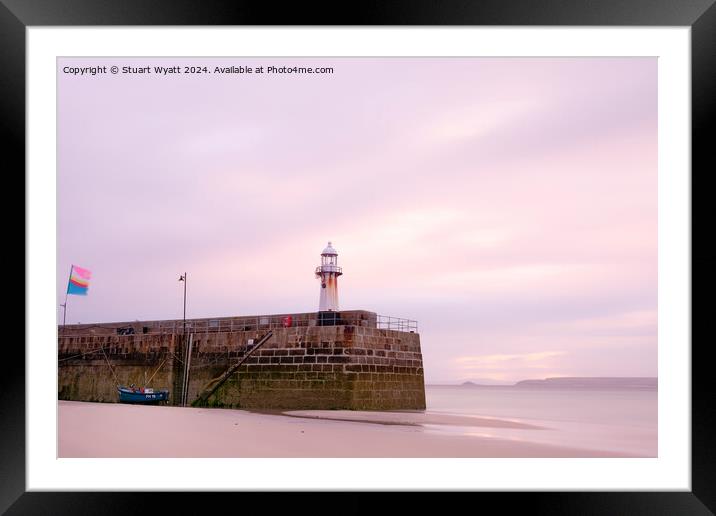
[9, 0, 712, 513]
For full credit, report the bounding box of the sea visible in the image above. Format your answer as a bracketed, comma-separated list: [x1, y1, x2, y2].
[424, 384, 658, 457]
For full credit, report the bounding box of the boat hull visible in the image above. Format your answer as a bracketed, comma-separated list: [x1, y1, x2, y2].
[117, 387, 169, 404]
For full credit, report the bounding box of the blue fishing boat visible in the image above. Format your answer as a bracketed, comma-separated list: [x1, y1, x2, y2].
[117, 385, 169, 404]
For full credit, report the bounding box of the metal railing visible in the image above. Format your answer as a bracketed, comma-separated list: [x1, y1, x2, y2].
[59, 312, 418, 337]
[376, 315, 418, 333]
[155, 314, 316, 334]
[315, 265, 342, 274]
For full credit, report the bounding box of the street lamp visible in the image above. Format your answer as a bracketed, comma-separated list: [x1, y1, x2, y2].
[178, 272, 188, 406]
[178, 273, 186, 335]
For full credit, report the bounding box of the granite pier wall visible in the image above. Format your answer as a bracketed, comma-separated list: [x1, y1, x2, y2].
[58, 312, 425, 410]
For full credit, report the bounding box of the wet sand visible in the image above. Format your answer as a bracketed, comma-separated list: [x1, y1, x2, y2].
[58, 401, 638, 458]
[279, 409, 546, 429]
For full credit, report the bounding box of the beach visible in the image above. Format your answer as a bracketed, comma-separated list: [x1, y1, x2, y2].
[58, 385, 657, 458]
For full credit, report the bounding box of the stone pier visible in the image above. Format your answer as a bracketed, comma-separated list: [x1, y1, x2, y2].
[58, 310, 426, 410]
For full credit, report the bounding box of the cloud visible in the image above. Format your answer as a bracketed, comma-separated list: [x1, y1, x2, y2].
[540, 310, 658, 337]
[455, 351, 566, 369]
[448, 351, 568, 383]
[419, 99, 540, 146]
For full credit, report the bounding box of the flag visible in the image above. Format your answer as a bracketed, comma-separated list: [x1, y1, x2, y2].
[67, 265, 91, 296]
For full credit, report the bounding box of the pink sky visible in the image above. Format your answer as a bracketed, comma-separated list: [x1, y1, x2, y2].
[57, 57, 657, 384]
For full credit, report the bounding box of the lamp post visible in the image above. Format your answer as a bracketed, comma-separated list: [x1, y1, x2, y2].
[178, 272, 187, 406]
[178, 273, 186, 335]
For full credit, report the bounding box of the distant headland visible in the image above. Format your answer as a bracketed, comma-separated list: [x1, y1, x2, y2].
[454, 377, 657, 390]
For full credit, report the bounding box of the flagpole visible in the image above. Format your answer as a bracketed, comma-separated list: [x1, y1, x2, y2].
[61, 265, 73, 336]
[62, 291, 68, 330]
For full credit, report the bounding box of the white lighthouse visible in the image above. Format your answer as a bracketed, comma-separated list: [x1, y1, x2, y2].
[315, 241, 342, 312]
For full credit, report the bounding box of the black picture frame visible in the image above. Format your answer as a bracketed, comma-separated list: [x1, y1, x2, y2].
[6, 1, 713, 514]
